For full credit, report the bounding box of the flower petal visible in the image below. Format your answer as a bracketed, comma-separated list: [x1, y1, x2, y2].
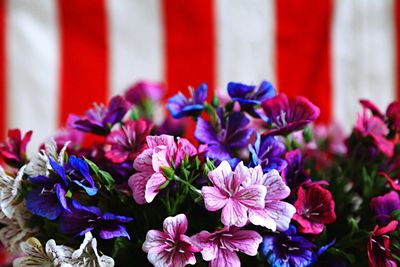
[163, 214, 188, 238]
[128, 172, 151, 205]
[221, 199, 248, 227]
[202, 186, 228, 211]
[145, 172, 167, 203]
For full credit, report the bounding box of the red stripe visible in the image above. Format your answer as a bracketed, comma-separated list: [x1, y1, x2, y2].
[0, 0, 5, 139]
[58, 0, 109, 126]
[162, 0, 215, 99]
[396, 0, 400, 100]
[276, 0, 333, 123]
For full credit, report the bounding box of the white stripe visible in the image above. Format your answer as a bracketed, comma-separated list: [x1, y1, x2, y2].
[215, 0, 275, 91]
[333, 0, 395, 131]
[6, 0, 59, 152]
[107, 0, 163, 96]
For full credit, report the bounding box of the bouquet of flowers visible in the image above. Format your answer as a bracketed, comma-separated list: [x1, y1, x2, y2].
[0, 80, 399, 267]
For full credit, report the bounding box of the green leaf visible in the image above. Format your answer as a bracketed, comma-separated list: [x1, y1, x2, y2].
[211, 95, 219, 108]
[302, 126, 313, 143]
[203, 103, 214, 116]
[391, 209, 400, 220]
[160, 166, 175, 181]
[84, 158, 115, 190]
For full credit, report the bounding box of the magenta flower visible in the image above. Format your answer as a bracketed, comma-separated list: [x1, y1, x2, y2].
[104, 119, 153, 163]
[201, 161, 266, 227]
[142, 214, 200, 267]
[0, 129, 32, 168]
[293, 185, 336, 235]
[243, 167, 296, 231]
[124, 81, 164, 104]
[128, 135, 198, 204]
[354, 108, 394, 157]
[370, 191, 400, 225]
[192, 226, 262, 267]
[261, 93, 320, 135]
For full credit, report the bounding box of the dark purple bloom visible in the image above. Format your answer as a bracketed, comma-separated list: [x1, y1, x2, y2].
[59, 200, 133, 240]
[68, 96, 130, 135]
[249, 133, 287, 172]
[66, 155, 98, 196]
[370, 191, 400, 225]
[167, 83, 207, 118]
[0, 129, 32, 168]
[195, 110, 254, 161]
[155, 117, 185, 136]
[26, 158, 70, 220]
[260, 225, 315, 267]
[228, 80, 276, 117]
[261, 93, 320, 135]
[124, 81, 164, 104]
[282, 149, 311, 190]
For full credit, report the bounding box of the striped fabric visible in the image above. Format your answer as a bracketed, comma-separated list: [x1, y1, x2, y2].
[0, 0, 399, 151]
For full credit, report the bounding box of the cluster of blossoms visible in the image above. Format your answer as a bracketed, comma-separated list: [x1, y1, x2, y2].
[0, 80, 398, 266]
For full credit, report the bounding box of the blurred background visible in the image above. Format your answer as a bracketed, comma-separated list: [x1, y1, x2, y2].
[0, 0, 399, 150]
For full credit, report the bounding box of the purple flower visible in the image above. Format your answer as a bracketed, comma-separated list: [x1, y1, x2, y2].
[261, 93, 320, 135]
[282, 149, 311, 190]
[66, 155, 98, 196]
[0, 129, 32, 168]
[167, 83, 207, 118]
[192, 226, 262, 267]
[68, 96, 130, 135]
[249, 133, 287, 172]
[124, 81, 164, 104]
[59, 200, 133, 240]
[201, 161, 266, 227]
[370, 191, 400, 225]
[142, 214, 200, 267]
[104, 119, 153, 164]
[243, 167, 296, 231]
[195, 110, 254, 161]
[26, 158, 70, 220]
[261, 225, 316, 267]
[228, 80, 276, 117]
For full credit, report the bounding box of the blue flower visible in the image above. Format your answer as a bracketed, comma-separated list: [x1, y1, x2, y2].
[66, 155, 98, 196]
[228, 80, 276, 117]
[261, 226, 315, 267]
[59, 200, 133, 240]
[26, 158, 70, 220]
[167, 83, 207, 118]
[195, 109, 254, 163]
[249, 133, 287, 172]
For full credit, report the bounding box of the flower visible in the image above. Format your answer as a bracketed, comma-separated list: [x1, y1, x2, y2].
[201, 161, 266, 227]
[128, 135, 199, 204]
[167, 83, 207, 118]
[387, 101, 400, 132]
[367, 220, 399, 267]
[0, 129, 32, 168]
[192, 226, 262, 267]
[66, 155, 98, 196]
[104, 119, 153, 164]
[142, 214, 200, 267]
[260, 225, 316, 267]
[249, 133, 287, 172]
[0, 165, 25, 218]
[68, 95, 130, 135]
[243, 167, 296, 231]
[261, 93, 320, 135]
[228, 80, 276, 117]
[59, 200, 133, 240]
[124, 81, 164, 104]
[282, 149, 311, 190]
[380, 172, 400, 191]
[293, 185, 336, 235]
[195, 110, 254, 161]
[26, 158, 70, 220]
[370, 191, 400, 225]
[354, 108, 394, 157]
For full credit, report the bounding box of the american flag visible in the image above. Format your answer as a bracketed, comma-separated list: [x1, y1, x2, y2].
[0, 0, 399, 150]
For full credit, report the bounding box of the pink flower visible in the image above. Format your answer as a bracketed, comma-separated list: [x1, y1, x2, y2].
[142, 214, 200, 267]
[0, 129, 32, 168]
[192, 226, 262, 267]
[104, 119, 153, 163]
[293, 185, 336, 234]
[128, 135, 198, 204]
[367, 220, 399, 267]
[243, 167, 296, 231]
[201, 161, 266, 227]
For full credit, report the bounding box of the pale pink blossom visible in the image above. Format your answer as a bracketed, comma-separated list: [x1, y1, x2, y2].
[142, 214, 200, 267]
[201, 161, 266, 227]
[192, 227, 262, 267]
[243, 167, 296, 231]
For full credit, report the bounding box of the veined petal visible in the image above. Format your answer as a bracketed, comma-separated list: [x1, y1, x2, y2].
[142, 230, 168, 253]
[208, 161, 233, 192]
[133, 148, 154, 172]
[163, 214, 188, 238]
[235, 185, 266, 209]
[128, 172, 151, 205]
[210, 248, 240, 267]
[201, 186, 228, 211]
[264, 170, 291, 201]
[221, 199, 248, 227]
[145, 172, 167, 203]
[223, 229, 262, 256]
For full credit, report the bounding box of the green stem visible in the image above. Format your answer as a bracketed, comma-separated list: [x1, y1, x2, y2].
[174, 175, 202, 196]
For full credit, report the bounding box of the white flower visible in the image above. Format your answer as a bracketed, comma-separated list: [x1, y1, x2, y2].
[13, 237, 74, 267]
[25, 139, 70, 177]
[0, 165, 25, 218]
[70, 232, 115, 267]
